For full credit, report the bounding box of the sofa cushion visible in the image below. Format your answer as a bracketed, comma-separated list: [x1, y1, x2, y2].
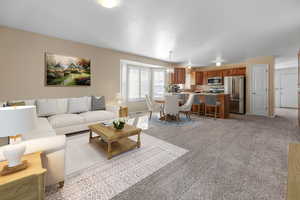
[91, 96, 105, 111]
[56, 98, 68, 114]
[37, 99, 58, 117]
[86, 96, 92, 111]
[80, 110, 117, 123]
[23, 117, 56, 140]
[48, 114, 85, 129]
[68, 97, 89, 114]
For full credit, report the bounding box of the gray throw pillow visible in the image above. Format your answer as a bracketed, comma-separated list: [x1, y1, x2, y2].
[91, 96, 106, 111]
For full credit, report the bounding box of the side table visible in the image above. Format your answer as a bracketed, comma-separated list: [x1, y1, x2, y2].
[0, 152, 47, 200]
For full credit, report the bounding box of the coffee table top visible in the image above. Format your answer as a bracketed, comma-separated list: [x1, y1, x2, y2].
[88, 123, 142, 141]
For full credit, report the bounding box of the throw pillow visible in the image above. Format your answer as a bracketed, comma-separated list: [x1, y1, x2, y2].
[91, 96, 106, 111]
[68, 97, 89, 113]
[36, 99, 57, 117]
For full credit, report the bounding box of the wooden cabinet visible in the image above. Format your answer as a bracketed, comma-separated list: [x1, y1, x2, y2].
[195, 72, 203, 85]
[202, 71, 208, 85]
[231, 68, 246, 76]
[222, 67, 246, 77]
[191, 67, 246, 86]
[206, 70, 222, 78]
[171, 68, 186, 84]
[222, 69, 232, 77]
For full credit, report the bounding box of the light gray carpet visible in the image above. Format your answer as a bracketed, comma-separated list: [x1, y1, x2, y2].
[46, 133, 187, 200]
[110, 108, 300, 200]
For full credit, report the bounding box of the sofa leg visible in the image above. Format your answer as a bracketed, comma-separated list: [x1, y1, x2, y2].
[58, 181, 65, 188]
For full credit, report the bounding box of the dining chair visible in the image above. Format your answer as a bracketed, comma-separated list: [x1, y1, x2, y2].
[179, 93, 195, 120]
[164, 95, 180, 121]
[145, 95, 162, 119]
[204, 95, 221, 119]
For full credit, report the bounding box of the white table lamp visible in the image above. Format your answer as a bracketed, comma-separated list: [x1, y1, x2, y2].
[0, 106, 37, 167]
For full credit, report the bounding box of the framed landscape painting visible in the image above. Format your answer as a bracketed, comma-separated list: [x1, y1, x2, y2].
[45, 53, 91, 86]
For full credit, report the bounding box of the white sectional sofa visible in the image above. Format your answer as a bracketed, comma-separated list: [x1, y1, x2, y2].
[7, 96, 119, 135]
[0, 96, 119, 187]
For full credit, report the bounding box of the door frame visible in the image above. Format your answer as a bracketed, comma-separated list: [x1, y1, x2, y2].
[249, 64, 269, 116]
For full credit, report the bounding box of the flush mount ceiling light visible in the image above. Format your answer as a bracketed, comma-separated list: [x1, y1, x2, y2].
[187, 60, 192, 69]
[213, 57, 225, 67]
[97, 0, 120, 8]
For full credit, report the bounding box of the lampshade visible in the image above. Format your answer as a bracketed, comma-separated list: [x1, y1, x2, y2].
[0, 106, 37, 137]
[115, 93, 123, 105]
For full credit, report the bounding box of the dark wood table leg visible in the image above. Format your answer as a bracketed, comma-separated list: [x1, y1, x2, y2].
[137, 133, 141, 148]
[89, 129, 92, 143]
[107, 142, 112, 159]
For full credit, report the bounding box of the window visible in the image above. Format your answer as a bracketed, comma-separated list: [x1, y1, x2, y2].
[152, 69, 166, 99]
[121, 60, 166, 102]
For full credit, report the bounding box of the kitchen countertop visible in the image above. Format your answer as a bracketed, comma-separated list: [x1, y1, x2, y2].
[173, 92, 229, 96]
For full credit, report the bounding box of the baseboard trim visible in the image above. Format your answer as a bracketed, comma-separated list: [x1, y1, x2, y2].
[246, 112, 274, 118]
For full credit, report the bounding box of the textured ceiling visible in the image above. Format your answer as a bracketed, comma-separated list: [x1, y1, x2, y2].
[0, 0, 299, 66]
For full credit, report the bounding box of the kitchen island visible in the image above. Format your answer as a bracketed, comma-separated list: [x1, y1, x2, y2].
[192, 93, 230, 119]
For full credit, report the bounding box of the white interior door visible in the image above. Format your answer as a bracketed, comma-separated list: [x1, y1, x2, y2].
[275, 72, 280, 107]
[250, 64, 268, 116]
[280, 72, 298, 108]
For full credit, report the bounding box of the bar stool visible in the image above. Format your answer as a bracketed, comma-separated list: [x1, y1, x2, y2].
[192, 95, 205, 116]
[204, 95, 221, 119]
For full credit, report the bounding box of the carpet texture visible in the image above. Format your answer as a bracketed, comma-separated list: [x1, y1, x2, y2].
[47, 108, 300, 200]
[111, 109, 299, 200]
[46, 134, 188, 200]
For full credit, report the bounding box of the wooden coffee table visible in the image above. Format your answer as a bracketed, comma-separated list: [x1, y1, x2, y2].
[88, 123, 142, 159]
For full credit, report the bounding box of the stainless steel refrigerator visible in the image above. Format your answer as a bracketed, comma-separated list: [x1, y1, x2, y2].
[224, 76, 245, 114]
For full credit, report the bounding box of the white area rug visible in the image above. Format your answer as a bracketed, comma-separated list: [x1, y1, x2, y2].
[46, 133, 188, 200]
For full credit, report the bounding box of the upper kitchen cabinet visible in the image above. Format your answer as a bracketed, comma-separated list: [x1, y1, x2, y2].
[206, 70, 222, 78]
[231, 68, 246, 76]
[222, 69, 232, 76]
[171, 68, 186, 84]
[222, 67, 246, 77]
[195, 71, 204, 85]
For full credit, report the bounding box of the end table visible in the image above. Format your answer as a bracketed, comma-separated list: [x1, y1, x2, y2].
[0, 152, 47, 200]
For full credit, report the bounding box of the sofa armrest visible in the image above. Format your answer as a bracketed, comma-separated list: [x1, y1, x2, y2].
[0, 135, 66, 161]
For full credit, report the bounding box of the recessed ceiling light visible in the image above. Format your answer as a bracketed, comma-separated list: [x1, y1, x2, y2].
[97, 0, 120, 8]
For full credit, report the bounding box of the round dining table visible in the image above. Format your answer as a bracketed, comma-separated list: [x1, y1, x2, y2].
[154, 99, 184, 121]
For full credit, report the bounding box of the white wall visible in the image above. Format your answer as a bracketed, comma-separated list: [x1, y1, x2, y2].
[275, 67, 298, 108]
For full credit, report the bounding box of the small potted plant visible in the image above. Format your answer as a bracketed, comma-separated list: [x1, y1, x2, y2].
[113, 119, 125, 130]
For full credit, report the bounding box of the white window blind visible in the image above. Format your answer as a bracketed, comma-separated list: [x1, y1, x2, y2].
[152, 69, 165, 99]
[121, 61, 166, 102]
